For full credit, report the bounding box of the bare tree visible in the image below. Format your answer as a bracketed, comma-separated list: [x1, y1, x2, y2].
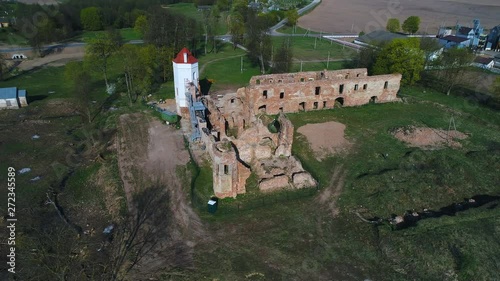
[108, 185, 170, 281]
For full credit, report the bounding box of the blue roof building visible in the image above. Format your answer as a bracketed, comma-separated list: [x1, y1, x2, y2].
[0, 87, 28, 109]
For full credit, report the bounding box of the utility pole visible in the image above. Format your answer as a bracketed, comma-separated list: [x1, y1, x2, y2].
[300, 61, 303, 72]
[314, 36, 317, 49]
[327, 51, 330, 69]
[240, 56, 243, 73]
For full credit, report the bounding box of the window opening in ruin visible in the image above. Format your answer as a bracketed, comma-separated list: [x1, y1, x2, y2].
[224, 120, 229, 135]
[363, 84, 367, 90]
[335, 97, 344, 107]
[354, 84, 358, 91]
[315, 86, 320, 95]
[313, 102, 318, 109]
[300, 78, 305, 82]
[384, 81, 388, 89]
[370, 96, 377, 104]
[224, 165, 229, 175]
[299, 102, 305, 111]
[278, 79, 282, 83]
[323, 101, 327, 108]
[345, 74, 349, 79]
[269, 79, 273, 83]
[256, 79, 260, 85]
[357, 73, 360, 77]
[320, 72, 324, 79]
[258, 105, 266, 113]
[231, 98, 235, 103]
[263, 90, 268, 99]
[243, 119, 246, 128]
[280, 92, 284, 99]
[279, 107, 283, 112]
[339, 84, 344, 94]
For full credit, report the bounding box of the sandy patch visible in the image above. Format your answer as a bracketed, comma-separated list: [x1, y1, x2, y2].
[393, 126, 468, 149]
[297, 121, 351, 159]
[299, 0, 500, 34]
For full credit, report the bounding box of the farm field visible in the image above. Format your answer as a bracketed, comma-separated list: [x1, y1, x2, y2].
[299, 0, 500, 34]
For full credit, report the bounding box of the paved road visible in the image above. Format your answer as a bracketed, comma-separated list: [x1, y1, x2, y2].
[0, 40, 144, 54]
[269, 0, 322, 35]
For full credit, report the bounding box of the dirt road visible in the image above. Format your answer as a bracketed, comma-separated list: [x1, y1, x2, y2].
[116, 113, 206, 274]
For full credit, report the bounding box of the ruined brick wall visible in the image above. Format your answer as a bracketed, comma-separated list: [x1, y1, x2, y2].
[197, 68, 401, 199]
[245, 69, 401, 115]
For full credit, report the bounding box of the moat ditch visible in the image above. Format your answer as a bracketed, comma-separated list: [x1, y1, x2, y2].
[362, 194, 500, 230]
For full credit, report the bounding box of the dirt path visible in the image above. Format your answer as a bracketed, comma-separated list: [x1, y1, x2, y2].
[316, 165, 347, 218]
[18, 48, 85, 71]
[116, 113, 206, 275]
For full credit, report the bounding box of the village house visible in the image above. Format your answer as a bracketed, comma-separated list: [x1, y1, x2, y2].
[0, 17, 9, 28]
[486, 25, 500, 51]
[0, 87, 28, 109]
[455, 19, 486, 49]
[473, 56, 495, 69]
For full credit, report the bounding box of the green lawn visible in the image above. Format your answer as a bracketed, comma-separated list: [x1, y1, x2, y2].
[78, 28, 142, 42]
[187, 84, 500, 280]
[0, 29, 28, 45]
[273, 36, 356, 61]
[276, 25, 320, 35]
[164, 3, 229, 35]
[291, 60, 346, 72]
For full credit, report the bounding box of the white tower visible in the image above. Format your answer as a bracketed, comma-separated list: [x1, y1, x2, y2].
[172, 48, 199, 115]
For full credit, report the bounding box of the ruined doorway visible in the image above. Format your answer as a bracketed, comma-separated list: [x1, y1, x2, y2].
[370, 96, 377, 104]
[258, 105, 266, 113]
[335, 97, 344, 107]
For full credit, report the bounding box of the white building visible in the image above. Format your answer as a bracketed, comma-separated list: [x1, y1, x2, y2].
[172, 48, 199, 116]
[0, 87, 28, 109]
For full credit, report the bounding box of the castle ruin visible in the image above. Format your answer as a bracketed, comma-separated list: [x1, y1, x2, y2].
[173, 49, 402, 198]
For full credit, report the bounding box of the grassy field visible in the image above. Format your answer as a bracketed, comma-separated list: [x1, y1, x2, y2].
[187, 85, 500, 280]
[163, 3, 228, 35]
[276, 25, 320, 35]
[77, 28, 142, 42]
[198, 44, 260, 90]
[0, 29, 28, 45]
[273, 36, 356, 61]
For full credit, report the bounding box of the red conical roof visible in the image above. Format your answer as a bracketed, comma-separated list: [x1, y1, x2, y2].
[172, 47, 198, 64]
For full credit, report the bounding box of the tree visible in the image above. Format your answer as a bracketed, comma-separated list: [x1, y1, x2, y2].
[80, 7, 103, 31]
[134, 15, 148, 37]
[0, 54, 6, 80]
[228, 11, 245, 49]
[402, 16, 420, 34]
[285, 9, 299, 27]
[434, 47, 475, 95]
[85, 29, 122, 88]
[373, 38, 425, 85]
[419, 37, 442, 69]
[347, 44, 381, 75]
[245, 11, 273, 74]
[109, 186, 170, 281]
[386, 18, 400, 33]
[273, 39, 293, 73]
[492, 77, 500, 96]
[65, 61, 93, 123]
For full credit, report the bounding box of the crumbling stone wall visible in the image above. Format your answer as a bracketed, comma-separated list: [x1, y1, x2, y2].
[197, 68, 401, 198]
[246, 68, 401, 115]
